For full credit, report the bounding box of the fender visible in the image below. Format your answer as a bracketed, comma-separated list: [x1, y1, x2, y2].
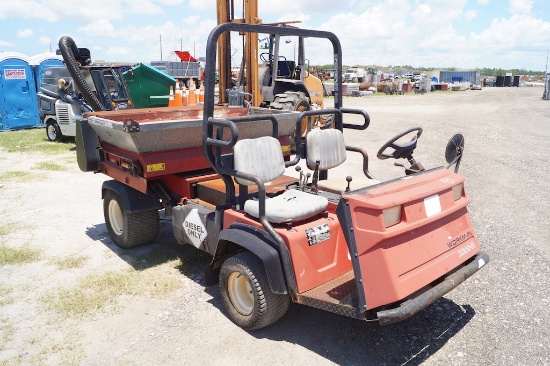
[272, 80, 310, 98]
[102, 180, 161, 213]
[215, 226, 287, 295]
[76, 119, 100, 172]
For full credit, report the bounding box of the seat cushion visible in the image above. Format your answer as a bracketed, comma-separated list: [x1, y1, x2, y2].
[317, 175, 381, 194]
[244, 189, 328, 223]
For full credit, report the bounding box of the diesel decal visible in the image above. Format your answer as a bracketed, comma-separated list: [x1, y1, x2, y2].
[447, 231, 473, 248]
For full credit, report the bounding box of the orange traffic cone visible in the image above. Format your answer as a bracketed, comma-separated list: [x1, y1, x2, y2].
[168, 86, 175, 107]
[188, 80, 197, 105]
[181, 83, 188, 106]
[174, 80, 183, 106]
[198, 81, 204, 103]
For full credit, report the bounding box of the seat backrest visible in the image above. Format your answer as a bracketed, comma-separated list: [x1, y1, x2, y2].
[306, 128, 347, 170]
[277, 60, 295, 78]
[234, 136, 285, 186]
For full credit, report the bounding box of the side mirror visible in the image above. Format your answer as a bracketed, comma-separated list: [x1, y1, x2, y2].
[445, 134, 465, 172]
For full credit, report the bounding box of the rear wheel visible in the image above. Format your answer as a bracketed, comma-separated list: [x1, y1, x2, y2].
[46, 121, 62, 142]
[103, 190, 159, 248]
[219, 252, 290, 330]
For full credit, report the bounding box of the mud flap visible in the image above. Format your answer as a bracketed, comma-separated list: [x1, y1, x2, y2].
[76, 119, 100, 172]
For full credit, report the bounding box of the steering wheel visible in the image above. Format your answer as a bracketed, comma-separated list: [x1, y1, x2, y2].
[260, 53, 274, 63]
[377, 126, 423, 160]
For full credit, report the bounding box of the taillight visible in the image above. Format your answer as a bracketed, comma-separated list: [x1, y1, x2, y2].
[452, 183, 464, 201]
[383, 205, 402, 227]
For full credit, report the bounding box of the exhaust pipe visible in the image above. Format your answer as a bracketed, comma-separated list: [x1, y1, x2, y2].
[58, 36, 105, 112]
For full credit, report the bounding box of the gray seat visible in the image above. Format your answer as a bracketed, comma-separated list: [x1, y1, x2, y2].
[306, 128, 380, 193]
[234, 136, 328, 224]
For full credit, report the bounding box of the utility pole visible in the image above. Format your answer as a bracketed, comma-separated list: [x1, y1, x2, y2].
[160, 34, 163, 61]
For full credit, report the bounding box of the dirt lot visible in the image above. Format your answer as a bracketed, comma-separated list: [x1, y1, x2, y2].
[0, 86, 548, 365]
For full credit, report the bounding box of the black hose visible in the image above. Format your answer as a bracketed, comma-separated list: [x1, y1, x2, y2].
[58, 36, 105, 111]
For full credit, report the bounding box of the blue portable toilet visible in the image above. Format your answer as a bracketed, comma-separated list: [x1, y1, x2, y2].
[29, 53, 64, 93]
[0, 52, 40, 131]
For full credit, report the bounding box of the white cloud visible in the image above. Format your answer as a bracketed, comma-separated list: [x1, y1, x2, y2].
[158, 0, 183, 5]
[107, 46, 132, 56]
[0, 40, 14, 47]
[126, 0, 165, 15]
[38, 36, 50, 45]
[188, 0, 215, 12]
[464, 10, 478, 21]
[78, 20, 116, 37]
[17, 28, 34, 38]
[507, 0, 533, 15]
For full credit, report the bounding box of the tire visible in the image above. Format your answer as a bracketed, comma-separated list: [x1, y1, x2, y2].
[320, 113, 333, 129]
[219, 252, 290, 330]
[271, 91, 311, 143]
[352, 77, 358, 83]
[103, 190, 159, 249]
[46, 121, 62, 142]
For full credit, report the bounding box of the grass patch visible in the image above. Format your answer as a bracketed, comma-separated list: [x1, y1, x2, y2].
[0, 315, 15, 346]
[0, 222, 16, 237]
[0, 170, 35, 182]
[0, 244, 42, 266]
[43, 261, 181, 318]
[0, 129, 74, 154]
[0, 284, 14, 306]
[49, 255, 87, 270]
[33, 161, 68, 171]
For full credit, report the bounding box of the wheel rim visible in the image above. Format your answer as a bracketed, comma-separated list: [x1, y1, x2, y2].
[228, 272, 253, 316]
[47, 125, 57, 140]
[108, 199, 124, 236]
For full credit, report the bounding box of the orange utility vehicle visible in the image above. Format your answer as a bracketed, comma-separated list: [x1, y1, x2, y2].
[76, 23, 488, 330]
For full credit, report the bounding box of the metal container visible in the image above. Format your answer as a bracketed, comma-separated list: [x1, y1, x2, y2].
[85, 105, 301, 154]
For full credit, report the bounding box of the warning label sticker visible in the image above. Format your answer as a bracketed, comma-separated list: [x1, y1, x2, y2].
[183, 209, 207, 248]
[146, 163, 165, 172]
[305, 224, 331, 246]
[4, 69, 26, 80]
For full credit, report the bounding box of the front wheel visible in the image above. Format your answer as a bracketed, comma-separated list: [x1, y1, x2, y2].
[219, 252, 290, 330]
[46, 121, 62, 142]
[103, 190, 159, 248]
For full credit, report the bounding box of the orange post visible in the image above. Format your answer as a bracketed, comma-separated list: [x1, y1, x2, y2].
[199, 81, 205, 103]
[174, 80, 183, 106]
[168, 86, 175, 107]
[181, 83, 188, 106]
[188, 80, 197, 105]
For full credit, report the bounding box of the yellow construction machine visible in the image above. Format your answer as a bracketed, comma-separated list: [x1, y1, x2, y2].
[216, 0, 330, 134]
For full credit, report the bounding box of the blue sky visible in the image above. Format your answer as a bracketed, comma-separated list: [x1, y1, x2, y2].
[1, 0, 549, 71]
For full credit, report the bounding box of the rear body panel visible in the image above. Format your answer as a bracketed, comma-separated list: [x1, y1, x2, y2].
[343, 167, 479, 309]
[223, 210, 352, 293]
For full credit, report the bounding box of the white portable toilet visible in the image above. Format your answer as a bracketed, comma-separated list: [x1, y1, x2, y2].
[0, 52, 40, 131]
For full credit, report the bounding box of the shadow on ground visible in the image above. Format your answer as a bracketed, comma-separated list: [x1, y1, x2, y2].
[86, 215, 475, 366]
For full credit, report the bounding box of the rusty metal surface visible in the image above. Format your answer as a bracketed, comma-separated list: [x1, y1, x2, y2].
[296, 270, 363, 320]
[87, 106, 301, 154]
[196, 175, 298, 206]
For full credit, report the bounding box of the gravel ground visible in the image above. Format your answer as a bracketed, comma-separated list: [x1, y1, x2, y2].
[0, 86, 548, 365]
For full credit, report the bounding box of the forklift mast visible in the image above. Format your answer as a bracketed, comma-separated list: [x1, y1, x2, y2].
[216, 0, 261, 106]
